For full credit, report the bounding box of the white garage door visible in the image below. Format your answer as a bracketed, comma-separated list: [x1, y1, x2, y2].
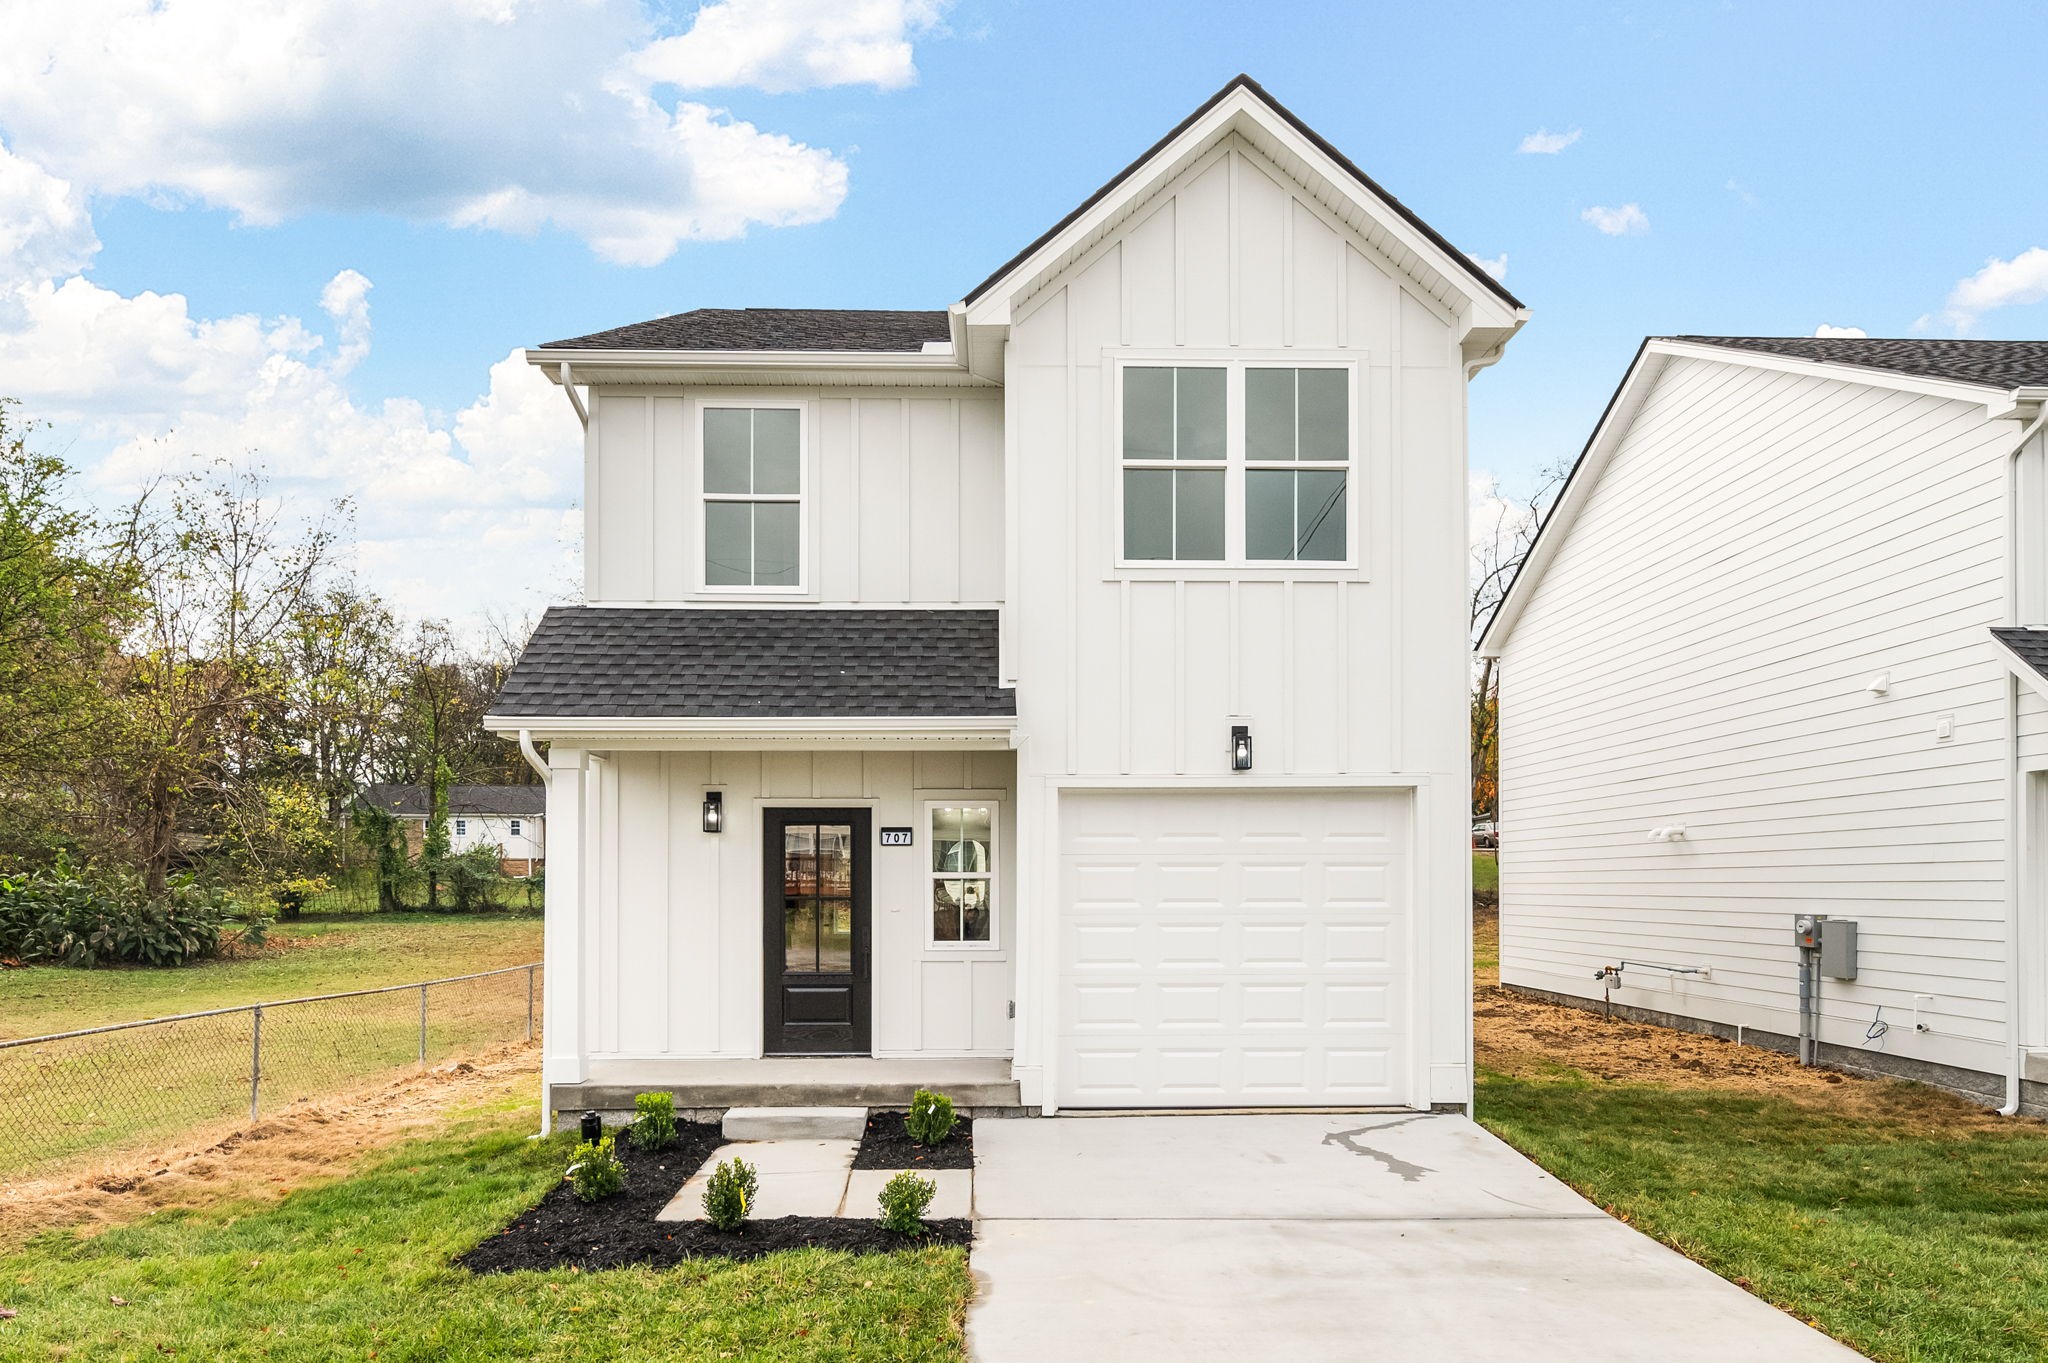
[1057, 788, 1411, 1109]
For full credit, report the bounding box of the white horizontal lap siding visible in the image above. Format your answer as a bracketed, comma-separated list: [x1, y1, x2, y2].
[581, 387, 1003, 605]
[1499, 357, 2014, 1071]
[2019, 688, 2048, 765]
[586, 748, 1017, 1065]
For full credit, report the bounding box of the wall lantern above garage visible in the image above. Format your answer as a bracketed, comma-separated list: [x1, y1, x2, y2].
[702, 790, 724, 834]
[1230, 725, 1254, 772]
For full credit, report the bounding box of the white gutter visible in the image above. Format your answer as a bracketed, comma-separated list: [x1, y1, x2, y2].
[552, 363, 588, 428]
[516, 728, 550, 787]
[525, 346, 975, 375]
[2000, 397, 2048, 1115]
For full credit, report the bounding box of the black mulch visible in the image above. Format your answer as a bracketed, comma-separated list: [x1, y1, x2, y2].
[851, 1111, 975, 1171]
[456, 1121, 970, 1274]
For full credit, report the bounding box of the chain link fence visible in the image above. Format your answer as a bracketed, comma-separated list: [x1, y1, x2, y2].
[0, 964, 540, 1178]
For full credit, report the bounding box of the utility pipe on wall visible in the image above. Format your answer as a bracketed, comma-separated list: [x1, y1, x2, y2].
[2000, 401, 2048, 1115]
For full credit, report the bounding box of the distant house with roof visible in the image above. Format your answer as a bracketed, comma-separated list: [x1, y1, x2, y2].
[1480, 334, 2048, 1116]
[357, 784, 547, 877]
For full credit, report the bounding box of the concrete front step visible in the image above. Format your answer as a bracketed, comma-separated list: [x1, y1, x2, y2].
[723, 1106, 867, 1141]
[551, 1057, 1025, 1125]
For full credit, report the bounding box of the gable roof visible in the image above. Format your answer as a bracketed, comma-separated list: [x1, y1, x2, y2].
[540, 308, 949, 353]
[1478, 336, 2048, 658]
[359, 784, 546, 819]
[964, 74, 1520, 312]
[1670, 336, 2048, 392]
[1992, 628, 2048, 682]
[486, 607, 1014, 720]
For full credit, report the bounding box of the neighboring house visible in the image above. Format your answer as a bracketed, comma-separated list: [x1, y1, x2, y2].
[357, 784, 548, 877]
[1480, 335, 2048, 1116]
[486, 75, 1527, 1121]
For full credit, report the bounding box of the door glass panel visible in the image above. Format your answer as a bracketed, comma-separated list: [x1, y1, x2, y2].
[815, 825, 852, 895]
[784, 897, 818, 972]
[783, 824, 817, 895]
[818, 900, 853, 972]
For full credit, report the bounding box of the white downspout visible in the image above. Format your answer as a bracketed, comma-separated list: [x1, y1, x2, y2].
[2000, 402, 2048, 1115]
[517, 729, 550, 786]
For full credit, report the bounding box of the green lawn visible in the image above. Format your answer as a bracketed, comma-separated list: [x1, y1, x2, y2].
[1477, 1068, 2048, 1362]
[0, 913, 546, 1177]
[1471, 849, 1498, 894]
[0, 1100, 971, 1362]
[0, 912, 544, 1039]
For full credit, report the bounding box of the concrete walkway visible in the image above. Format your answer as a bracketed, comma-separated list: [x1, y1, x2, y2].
[967, 1113, 1865, 1362]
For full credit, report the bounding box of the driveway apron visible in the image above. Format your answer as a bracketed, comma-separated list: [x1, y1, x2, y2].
[967, 1113, 1864, 1362]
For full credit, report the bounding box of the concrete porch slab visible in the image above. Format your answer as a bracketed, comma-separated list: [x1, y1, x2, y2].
[554, 1057, 1022, 1119]
[657, 1138, 858, 1222]
[841, 1168, 973, 1221]
[723, 1106, 867, 1140]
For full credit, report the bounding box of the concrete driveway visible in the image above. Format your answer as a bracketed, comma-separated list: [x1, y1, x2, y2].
[967, 1113, 1863, 1362]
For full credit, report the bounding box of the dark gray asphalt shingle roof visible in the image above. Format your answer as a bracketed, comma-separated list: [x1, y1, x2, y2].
[489, 607, 1014, 719]
[1994, 628, 2048, 682]
[540, 308, 950, 352]
[1669, 337, 2048, 391]
[358, 785, 546, 819]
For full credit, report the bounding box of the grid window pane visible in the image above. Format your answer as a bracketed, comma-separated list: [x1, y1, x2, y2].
[1246, 368, 1296, 460]
[1246, 469, 1295, 560]
[1174, 469, 1225, 561]
[754, 409, 801, 493]
[1176, 368, 1226, 461]
[754, 502, 800, 587]
[958, 878, 991, 942]
[818, 901, 853, 972]
[932, 880, 962, 942]
[784, 898, 818, 972]
[1298, 369, 1348, 462]
[704, 409, 753, 493]
[1124, 469, 1174, 560]
[705, 501, 752, 585]
[1124, 367, 1174, 460]
[1297, 470, 1348, 561]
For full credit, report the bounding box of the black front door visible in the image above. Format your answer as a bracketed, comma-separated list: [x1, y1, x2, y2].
[763, 808, 871, 1055]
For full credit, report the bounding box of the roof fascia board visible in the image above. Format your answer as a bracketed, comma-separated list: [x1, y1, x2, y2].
[525, 347, 971, 377]
[1654, 339, 2032, 412]
[960, 84, 1520, 334]
[1477, 341, 1664, 658]
[1992, 634, 2048, 703]
[485, 714, 1019, 748]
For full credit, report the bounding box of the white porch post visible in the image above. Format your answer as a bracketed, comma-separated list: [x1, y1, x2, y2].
[541, 745, 588, 1131]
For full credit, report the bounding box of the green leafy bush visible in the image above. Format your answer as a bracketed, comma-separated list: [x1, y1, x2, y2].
[904, 1089, 957, 1146]
[565, 1133, 626, 1203]
[878, 1171, 937, 1235]
[0, 866, 258, 967]
[701, 1156, 758, 1231]
[629, 1091, 678, 1151]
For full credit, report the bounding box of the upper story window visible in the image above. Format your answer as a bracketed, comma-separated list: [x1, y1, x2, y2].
[1119, 361, 1352, 566]
[703, 405, 802, 589]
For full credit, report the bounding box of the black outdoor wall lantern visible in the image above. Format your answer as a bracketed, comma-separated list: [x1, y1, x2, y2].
[1230, 724, 1254, 771]
[702, 790, 724, 833]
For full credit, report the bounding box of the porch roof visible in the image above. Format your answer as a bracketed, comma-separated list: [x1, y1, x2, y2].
[486, 606, 1014, 723]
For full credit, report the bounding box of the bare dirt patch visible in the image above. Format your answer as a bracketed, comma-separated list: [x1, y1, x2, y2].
[0, 1042, 539, 1245]
[1473, 905, 2010, 1134]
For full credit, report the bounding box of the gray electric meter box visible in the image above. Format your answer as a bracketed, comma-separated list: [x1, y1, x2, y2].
[1820, 918, 1857, 980]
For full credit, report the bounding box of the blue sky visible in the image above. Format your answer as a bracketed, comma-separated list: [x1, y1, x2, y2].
[6, 0, 2047, 624]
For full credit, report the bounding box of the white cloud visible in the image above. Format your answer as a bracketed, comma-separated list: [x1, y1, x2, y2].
[1812, 324, 1867, 339]
[1469, 253, 1509, 282]
[634, 0, 948, 93]
[1517, 127, 1581, 155]
[1581, 203, 1649, 236]
[0, 139, 98, 296]
[1935, 247, 2048, 333]
[0, 0, 919, 265]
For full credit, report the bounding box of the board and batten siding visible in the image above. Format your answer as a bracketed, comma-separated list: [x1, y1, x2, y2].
[584, 388, 1004, 606]
[567, 748, 1016, 1076]
[1497, 354, 2016, 1075]
[1002, 134, 1474, 1105]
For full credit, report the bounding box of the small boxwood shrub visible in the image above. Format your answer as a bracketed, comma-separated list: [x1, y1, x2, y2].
[904, 1088, 957, 1146]
[701, 1156, 758, 1231]
[564, 1133, 626, 1203]
[629, 1091, 678, 1151]
[878, 1170, 937, 1234]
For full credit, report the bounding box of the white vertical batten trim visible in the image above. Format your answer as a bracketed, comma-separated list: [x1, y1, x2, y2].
[900, 396, 914, 603]
[1227, 147, 1241, 347]
[1066, 284, 1081, 776]
[1389, 286, 1405, 772]
[1174, 579, 1187, 774]
[1119, 577, 1132, 776]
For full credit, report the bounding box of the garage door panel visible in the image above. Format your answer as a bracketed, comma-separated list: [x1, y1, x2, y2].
[1058, 790, 1411, 1108]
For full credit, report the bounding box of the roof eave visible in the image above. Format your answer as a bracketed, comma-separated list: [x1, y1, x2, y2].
[484, 713, 1020, 750]
[525, 347, 972, 376]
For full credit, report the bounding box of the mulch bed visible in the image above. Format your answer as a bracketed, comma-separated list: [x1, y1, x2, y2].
[851, 1111, 975, 1171]
[457, 1121, 970, 1273]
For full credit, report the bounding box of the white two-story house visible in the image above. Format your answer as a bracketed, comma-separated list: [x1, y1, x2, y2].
[487, 76, 1526, 1121]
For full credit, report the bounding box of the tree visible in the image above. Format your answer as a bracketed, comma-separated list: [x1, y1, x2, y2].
[1470, 464, 1566, 821]
[422, 757, 453, 909]
[276, 584, 401, 821]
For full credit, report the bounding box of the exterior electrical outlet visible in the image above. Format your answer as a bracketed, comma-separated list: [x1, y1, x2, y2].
[1820, 919, 1858, 980]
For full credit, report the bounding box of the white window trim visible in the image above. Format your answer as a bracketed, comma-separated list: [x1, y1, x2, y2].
[695, 398, 810, 596]
[1110, 352, 1362, 575]
[453, 818, 468, 837]
[508, 818, 523, 837]
[923, 797, 1001, 952]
